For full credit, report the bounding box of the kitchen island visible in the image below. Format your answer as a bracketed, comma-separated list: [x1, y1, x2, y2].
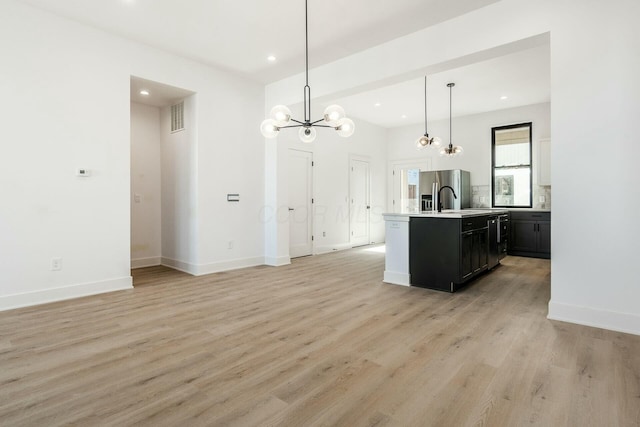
[383, 210, 508, 292]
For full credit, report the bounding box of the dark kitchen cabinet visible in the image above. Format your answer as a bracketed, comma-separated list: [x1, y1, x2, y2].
[508, 211, 550, 258]
[409, 215, 490, 292]
[461, 228, 488, 279]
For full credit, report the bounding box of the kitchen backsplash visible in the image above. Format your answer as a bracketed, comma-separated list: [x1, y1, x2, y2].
[472, 185, 551, 210]
[533, 185, 552, 210]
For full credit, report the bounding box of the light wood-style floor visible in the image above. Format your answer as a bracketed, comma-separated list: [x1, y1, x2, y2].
[1, 247, 639, 426]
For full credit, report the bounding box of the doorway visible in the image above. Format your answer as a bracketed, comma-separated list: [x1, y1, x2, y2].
[389, 159, 431, 213]
[130, 76, 195, 284]
[350, 157, 371, 247]
[288, 149, 314, 258]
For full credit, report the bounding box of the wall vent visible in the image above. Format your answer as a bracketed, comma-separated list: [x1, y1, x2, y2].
[171, 101, 185, 133]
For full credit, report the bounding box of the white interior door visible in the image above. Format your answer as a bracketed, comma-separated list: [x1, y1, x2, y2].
[350, 158, 370, 247]
[288, 149, 313, 258]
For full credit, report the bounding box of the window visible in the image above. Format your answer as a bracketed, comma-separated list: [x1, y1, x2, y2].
[492, 122, 532, 208]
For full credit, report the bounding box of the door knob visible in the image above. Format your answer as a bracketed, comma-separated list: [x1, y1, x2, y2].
[288, 208, 294, 211]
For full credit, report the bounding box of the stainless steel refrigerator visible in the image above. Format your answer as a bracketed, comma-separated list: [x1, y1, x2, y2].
[419, 169, 471, 211]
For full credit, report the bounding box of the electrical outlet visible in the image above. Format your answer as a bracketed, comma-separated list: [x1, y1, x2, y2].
[539, 195, 546, 203]
[228, 241, 234, 249]
[51, 257, 62, 271]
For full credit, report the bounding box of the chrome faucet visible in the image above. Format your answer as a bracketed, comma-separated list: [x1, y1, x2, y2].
[437, 185, 458, 212]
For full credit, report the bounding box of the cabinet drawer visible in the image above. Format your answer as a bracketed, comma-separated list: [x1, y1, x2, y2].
[461, 216, 489, 232]
[509, 211, 550, 221]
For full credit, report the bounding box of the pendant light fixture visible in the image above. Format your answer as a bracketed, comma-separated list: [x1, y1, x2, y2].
[416, 76, 441, 149]
[260, 0, 354, 143]
[440, 82, 464, 156]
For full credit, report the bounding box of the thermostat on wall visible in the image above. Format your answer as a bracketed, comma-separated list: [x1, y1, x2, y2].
[76, 168, 91, 177]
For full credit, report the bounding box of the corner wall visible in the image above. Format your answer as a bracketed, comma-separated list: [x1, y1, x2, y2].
[547, 0, 640, 335]
[160, 95, 199, 273]
[0, 0, 265, 310]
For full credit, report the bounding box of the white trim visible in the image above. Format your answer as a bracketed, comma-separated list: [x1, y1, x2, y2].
[264, 256, 291, 267]
[314, 242, 353, 255]
[548, 300, 640, 336]
[131, 256, 161, 269]
[0, 277, 133, 312]
[194, 256, 265, 276]
[383, 271, 411, 286]
[161, 257, 198, 275]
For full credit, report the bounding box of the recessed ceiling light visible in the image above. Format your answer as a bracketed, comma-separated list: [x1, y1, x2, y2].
[401, 115, 407, 119]
[500, 95, 508, 100]
[140, 90, 149, 96]
[374, 102, 381, 107]
[267, 55, 276, 62]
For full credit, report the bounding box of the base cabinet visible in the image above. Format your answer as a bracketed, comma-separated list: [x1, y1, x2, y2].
[409, 216, 490, 292]
[508, 211, 550, 258]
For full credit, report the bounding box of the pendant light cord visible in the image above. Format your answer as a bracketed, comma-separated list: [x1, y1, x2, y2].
[424, 76, 428, 136]
[303, 0, 310, 123]
[449, 83, 453, 150]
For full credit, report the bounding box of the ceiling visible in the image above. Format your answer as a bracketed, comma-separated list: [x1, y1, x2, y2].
[21, 0, 550, 127]
[130, 76, 194, 107]
[326, 44, 550, 128]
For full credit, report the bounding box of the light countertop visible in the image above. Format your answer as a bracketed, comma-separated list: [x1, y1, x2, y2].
[383, 209, 509, 219]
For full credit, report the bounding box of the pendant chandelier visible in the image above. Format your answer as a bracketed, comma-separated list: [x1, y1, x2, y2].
[416, 76, 441, 149]
[440, 82, 464, 156]
[260, 0, 354, 143]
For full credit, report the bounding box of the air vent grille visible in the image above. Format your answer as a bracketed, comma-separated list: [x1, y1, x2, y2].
[171, 101, 184, 132]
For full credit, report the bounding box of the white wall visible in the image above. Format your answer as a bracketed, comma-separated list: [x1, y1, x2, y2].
[0, 0, 265, 309]
[387, 102, 551, 208]
[130, 102, 162, 268]
[276, 107, 388, 254]
[159, 95, 199, 272]
[547, 0, 640, 334]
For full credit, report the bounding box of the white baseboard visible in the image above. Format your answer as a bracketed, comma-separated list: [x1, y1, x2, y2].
[131, 256, 161, 269]
[0, 277, 133, 312]
[161, 257, 198, 275]
[264, 256, 291, 267]
[383, 271, 411, 287]
[194, 256, 265, 276]
[314, 243, 353, 255]
[548, 300, 640, 336]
